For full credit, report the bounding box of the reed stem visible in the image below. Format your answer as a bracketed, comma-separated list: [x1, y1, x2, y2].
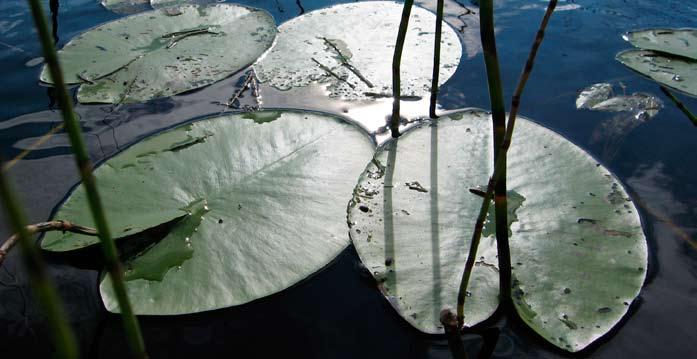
[390, 0, 415, 138]
[479, 0, 512, 309]
[0, 166, 78, 359]
[456, 0, 557, 328]
[660, 86, 697, 126]
[429, 0, 445, 119]
[25, 0, 147, 357]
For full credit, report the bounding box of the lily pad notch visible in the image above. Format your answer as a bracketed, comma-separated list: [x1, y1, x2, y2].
[42, 110, 376, 315]
[348, 110, 648, 352]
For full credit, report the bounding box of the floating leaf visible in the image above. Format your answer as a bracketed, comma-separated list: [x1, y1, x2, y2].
[348, 110, 647, 352]
[624, 28, 697, 60]
[616, 49, 697, 97]
[42, 111, 375, 314]
[592, 93, 662, 119]
[41, 4, 276, 104]
[255, 1, 462, 100]
[576, 83, 613, 109]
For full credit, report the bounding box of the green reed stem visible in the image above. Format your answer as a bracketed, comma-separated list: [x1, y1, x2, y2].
[25, 1, 147, 357]
[660, 86, 697, 127]
[429, 0, 445, 119]
[390, 0, 415, 138]
[457, 0, 557, 328]
[0, 167, 78, 359]
[480, 0, 512, 309]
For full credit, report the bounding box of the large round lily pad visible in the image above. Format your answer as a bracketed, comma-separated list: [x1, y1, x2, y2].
[42, 111, 375, 314]
[616, 49, 697, 97]
[348, 110, 647, 352]
[255, 1, 462, 101]
[623, 28, 697, 60]
[41, 4, 276, 104]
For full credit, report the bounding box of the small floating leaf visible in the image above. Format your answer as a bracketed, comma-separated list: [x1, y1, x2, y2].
[41, 4, 276, 104]
[616, 49, 697, 97]
[577, 83, 663, 120]
[348, 109, 647, 352]
[576, 83, 613, 109]
[255, 1, 461, 100]
[42, 111, 374, 315]
[624, 28, 697, 60]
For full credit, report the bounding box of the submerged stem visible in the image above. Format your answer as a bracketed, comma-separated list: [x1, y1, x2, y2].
[0, 220, 97, 265]
[390, 0, 415, 138]
[0, 166, 78, 359]
[456, 0, 558, 329]
[429, 0, 445, 118]
[25, 0, 147, 357]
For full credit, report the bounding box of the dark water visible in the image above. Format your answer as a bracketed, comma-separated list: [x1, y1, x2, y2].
[1, 0, 696, 357]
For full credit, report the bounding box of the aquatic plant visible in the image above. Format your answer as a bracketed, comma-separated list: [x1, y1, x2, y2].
[616, 28, 697, 126]
[1, 0, 655, 357]
[24, 0, 147, 356]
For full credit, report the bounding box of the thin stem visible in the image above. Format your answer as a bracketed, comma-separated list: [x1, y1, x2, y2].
[390, 0, 415, 138]
[479, 0, 511, 309]
[323, 37, 374, 88]
[25, 0, 147, 357]
[225, 69, 257, 108]
[311, 57, 356, 88]
[457, 0, 557, 328]
[429, 0, 445, 118]
[0, 220, 97, 265]
[660, 86, 697, 127]
[2, 123, 65, 172]
[440, 309, 467, 359]
[0, 165, 78, 359]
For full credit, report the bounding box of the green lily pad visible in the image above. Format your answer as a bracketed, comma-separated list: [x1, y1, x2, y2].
[624, 28, 697, 60]
[42, 111, 375, 315]
[41, 4, 276, 104]
[348, 110, 647, 352]
[255, 1, 462, 100]
[616, 49, 697, 97]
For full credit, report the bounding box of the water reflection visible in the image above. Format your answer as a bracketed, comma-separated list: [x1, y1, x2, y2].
[577, 82, 663, 162]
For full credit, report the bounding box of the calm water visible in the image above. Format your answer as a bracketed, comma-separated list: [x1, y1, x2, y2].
[1, 0, 696, 357]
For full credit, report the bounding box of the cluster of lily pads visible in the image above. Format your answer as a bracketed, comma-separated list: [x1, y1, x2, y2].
[40, 1, 647, 353]
[616, 28, 697, 97]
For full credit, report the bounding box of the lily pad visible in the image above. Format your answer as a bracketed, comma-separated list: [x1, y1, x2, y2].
[616, 49, 697, 97]
[348, 109, 647, 352]
[255, 1, 462, 100]
[42, 111, 375, 315]
[41, 4, 276, 104]
[624, 28, 697, 60]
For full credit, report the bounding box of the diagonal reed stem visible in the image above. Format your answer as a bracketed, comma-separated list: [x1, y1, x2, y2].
[390, 0, 415, 138]
[0, 166, 78, 359]
[25, 0, 147, 357]
[659, 86, 697, 126]
[456, 0, 558, 328]
[429, 0, 445, 119]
